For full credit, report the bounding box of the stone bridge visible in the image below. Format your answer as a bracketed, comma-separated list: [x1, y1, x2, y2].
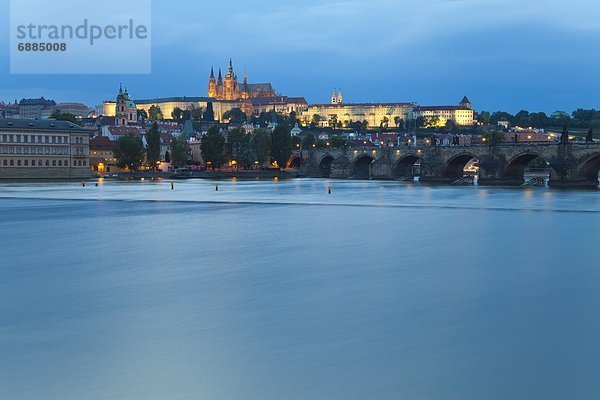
[288, 143, 600, 188]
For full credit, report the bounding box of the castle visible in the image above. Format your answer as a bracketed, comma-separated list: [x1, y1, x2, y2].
[207, 59, 276, 101]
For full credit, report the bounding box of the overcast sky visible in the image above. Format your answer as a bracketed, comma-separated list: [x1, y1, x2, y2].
[1, 0, 599, 113]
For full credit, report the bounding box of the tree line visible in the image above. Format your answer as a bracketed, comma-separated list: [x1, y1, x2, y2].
[477, 109, 600, 130]
[112, 121, 188, 171]
[200, 125, 294, 170]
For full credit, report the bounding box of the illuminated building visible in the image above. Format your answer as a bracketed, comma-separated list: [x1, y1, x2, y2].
[208, 59, 276, 101]
[0, 118, 90, 179]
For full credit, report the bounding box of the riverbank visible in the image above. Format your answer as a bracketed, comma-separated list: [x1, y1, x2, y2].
[90, 169, 300, 180]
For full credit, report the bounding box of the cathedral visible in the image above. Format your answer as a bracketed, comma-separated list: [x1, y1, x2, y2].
[207, 59, 276, 101]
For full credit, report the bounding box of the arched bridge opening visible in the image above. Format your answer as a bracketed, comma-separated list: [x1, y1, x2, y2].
[578, 154, 600, 186]
[444, 154, 479, 180]
[504, 153, 551, 185]
[393, 155, 421, 180]
[318, 155, 335, 177]
[287, 156, 302, 169]
[353, 155, 374, 179]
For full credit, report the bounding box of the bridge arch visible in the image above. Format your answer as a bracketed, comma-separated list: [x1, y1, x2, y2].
[318, 155, 335, 177]
[353, 155, 374, 179]
[393, 154, 422, 179]
[444, 152, 478, 180]
[504, 151, 551, 184]
[577, 153, 600, 185]
[287, 155, 302, 169]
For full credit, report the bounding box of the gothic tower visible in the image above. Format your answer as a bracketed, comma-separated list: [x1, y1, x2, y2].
[208, 66, 217, 98]
[337, 89, 343, 104]
[331, 88, 338, 105]
[241, 67, 250, 100]
[223, 58, 238, 101]
[217, 68, 223, 98]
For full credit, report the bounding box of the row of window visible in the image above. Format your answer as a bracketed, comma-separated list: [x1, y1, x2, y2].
[0, 134, 72, 144]
[1, 159, 87, 167]
[0, 146, 71, 155]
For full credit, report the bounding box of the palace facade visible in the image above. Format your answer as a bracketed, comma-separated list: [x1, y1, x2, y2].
[0, 118, 90, 179]
[303, 96, 474, 128]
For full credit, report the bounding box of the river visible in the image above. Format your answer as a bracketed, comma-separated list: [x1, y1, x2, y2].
[1, 179, 600, 400]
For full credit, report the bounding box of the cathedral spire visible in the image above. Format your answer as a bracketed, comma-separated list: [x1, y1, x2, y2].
[227, 57, 234, 77]
[243, 67, 247, 85]
[218, 68, 222, 83]
[119, 83, 123, 95]
[210, 66, 215, 79]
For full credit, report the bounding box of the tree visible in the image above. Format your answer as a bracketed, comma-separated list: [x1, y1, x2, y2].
[170, 136, 188, 167]
[394, 116, 404, 129]
[203, 102, 215, 122]
[330, 135, 347, 148]
[477, 111, 490, 125]
[228, 128, 253, 169]
[171, 107, 184, 121]
[200, 126, 225, 169]
[483, 131, 505, 145]
[112, 133, 146, 171]
[302, 133, 316, 148]
[271, 125, 292, 170]
[146, 121, 161, 170]
[251, 128, 271, 167]
[380, 116, 389, 129]
[137, 109, 148, 121]
[329, 114, 338, 128]
[50, 110, 81, 125]
[223, 107, 247, 124]
[148, 105, 164, 120]
[190, 104, 203, 121]
[311, 114, 321, 127]
[289, 111, 298, 127]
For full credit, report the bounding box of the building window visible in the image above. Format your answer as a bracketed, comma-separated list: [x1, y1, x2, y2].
[83, 160, 86, 166]
[38, 160, 42, 166]
[10, 160, 14, 166]
[64, 160, 68, 166]
[17, 160, 21, 166]
[2, 160, 6, 166]
[58, 160, 62, 166]
[52, 160, 56, 166]
[32, 160, 35, 166]
[45, 160, 49, 166]
[24, 160, 28, 166]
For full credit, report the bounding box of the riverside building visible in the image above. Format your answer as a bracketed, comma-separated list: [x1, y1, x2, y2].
[0, 119, 90, 179]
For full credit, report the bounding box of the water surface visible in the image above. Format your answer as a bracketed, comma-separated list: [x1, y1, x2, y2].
[1, 179, 600, 400]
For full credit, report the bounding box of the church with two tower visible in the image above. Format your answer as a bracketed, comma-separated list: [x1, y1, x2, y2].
[207, 59, 276, 101]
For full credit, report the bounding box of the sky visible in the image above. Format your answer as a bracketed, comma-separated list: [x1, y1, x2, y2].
[1, 0, 600, 113]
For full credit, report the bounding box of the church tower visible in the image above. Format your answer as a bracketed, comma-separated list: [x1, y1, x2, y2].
[337, 89, 343, 104]
[208, 66, 217, 98]
[241, 67, 250, 100]
[115, 84, 137, 127]
[331, 88, 338, 105]
[217, 68, 223, 98]
[459, 96, 472, 110]
[223, 58, 238, 101]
